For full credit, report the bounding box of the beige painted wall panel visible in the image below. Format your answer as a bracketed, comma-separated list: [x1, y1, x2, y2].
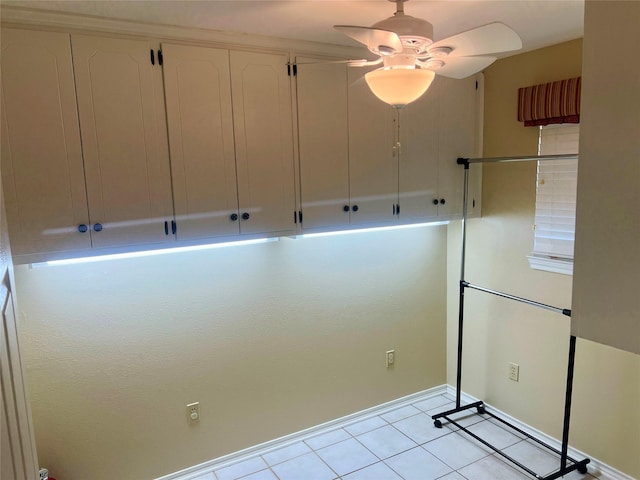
[448, 38, 639, 477]
[571, 1, 640, 354]
[16, 226, 447, 480]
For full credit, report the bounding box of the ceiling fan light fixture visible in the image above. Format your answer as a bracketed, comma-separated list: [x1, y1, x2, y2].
[364, 68, 435, 108]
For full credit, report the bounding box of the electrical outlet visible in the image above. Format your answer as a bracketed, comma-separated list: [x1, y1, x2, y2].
[386, 350, 395, 368]
[509, 363, 520, 382]
[186, 402, 200, 424]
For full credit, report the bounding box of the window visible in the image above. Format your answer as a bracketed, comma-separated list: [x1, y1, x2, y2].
[528, 124, 579, 275]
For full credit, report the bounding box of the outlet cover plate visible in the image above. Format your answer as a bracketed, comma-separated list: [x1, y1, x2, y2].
[187, 402, 200, 424]
[509, 363, 520, 382]
[386, 350, 395, 368]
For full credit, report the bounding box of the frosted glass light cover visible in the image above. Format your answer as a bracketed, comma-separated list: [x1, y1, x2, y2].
[365, 68, 436, 108]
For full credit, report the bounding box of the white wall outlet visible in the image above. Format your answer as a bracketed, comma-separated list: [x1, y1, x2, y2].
[386, 350, 395, 368]
[509, 362, 520, 382]
[186, 402, 200, 424]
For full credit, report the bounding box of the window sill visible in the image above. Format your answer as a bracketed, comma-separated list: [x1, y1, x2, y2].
[527, 254, 573, 276]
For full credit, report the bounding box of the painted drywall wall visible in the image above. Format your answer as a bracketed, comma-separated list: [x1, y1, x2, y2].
[447, 38, 640, 477]
[571, 1, 640, 354]
[15, 225, 447, 480]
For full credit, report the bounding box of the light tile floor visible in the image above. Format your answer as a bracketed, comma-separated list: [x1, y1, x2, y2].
[196, 394, 597, 480]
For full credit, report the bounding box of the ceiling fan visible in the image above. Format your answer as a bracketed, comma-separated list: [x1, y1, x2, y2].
[334, 0, 522, 107]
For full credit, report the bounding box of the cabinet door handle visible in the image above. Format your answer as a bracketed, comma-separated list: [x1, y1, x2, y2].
[242, 212, 250, 220]
[433, 199, 439, 205]
[230, 213, 238, 221]
[440, 198, 446, 205]
[396, 203, 400, 215]
[171, 220, 177, 235]
[352, 205, 359, 212]
[78, 224, 88, 233]
[93, 223, 103, 232]
[164, 221, 169, 235]
[343, 205, 350, 212]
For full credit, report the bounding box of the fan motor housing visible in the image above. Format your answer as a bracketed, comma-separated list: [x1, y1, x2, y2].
[372, 14, 434, 52]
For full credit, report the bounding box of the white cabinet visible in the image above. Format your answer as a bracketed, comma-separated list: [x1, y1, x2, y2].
[1, 29, 90, 258]
[297, 64, 481, 233]
[401, 74, 482, 221]
[230, 50, 297, 236]
[72, 34, 174, 249]
[347, 68, 398, 226]
[297, 62, 399, 231]
[161, 43, 238, 241]
[162, 45, 297, 241]
[398, 81, 440, 222]
[296, 58, 350, 230]
[436, 75, 483, 218]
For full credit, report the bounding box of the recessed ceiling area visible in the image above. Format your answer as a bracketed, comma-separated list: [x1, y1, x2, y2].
[1, 0, 584, 56]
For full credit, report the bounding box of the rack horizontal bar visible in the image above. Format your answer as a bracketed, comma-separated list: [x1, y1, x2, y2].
[462, 281, 572, 317]
[457, 153, 578, 165]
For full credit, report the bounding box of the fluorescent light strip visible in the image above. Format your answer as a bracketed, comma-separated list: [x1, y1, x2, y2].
[35, 238, 278, 267]
[299, 221, 449, 239]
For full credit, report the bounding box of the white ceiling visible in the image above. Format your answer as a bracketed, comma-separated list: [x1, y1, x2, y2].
[1, 0, 585, 56]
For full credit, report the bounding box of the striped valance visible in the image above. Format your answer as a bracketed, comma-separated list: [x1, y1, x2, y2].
[517, 77, 581, 127]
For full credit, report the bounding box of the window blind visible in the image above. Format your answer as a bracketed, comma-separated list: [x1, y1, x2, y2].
[531, 124, 579, 272]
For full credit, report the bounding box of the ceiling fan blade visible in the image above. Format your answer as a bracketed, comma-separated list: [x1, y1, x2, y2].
[295, 58, 383, 67]
[426, 56, 497, 79]
[334, 25, 403, 55]
[430, 22, 522, 57]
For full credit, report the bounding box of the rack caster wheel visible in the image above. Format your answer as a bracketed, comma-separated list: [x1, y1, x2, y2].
[477, 406, 486, 414]
[434, 419, 443, 428]
[577, 464, 588, 474]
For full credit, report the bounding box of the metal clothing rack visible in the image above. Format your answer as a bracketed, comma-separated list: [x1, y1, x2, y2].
[431, 154, 590, 480]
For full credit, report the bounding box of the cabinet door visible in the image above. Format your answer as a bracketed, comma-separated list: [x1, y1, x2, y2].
[296, 58, 350, 231]
[437, 75, 480, 218]
[1, 29, 90, 258]
[230, 50, 296, 236]
[72, 35, 174, 248]
[162, 43, 239, 241]
[398, 80, 440, 222]
[348, 68, 397, 226]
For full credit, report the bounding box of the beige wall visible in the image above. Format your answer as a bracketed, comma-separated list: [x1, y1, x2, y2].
[448, 38, 640, 477]
[571, 1, 640, 354]
[15, 226, 447, 480]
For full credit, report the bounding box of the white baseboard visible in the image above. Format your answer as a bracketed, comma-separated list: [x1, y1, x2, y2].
[157, 385, 633, 480]
[445, 385, 635, 480]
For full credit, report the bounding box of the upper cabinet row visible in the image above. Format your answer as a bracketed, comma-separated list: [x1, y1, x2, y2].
[296, 57, 481, 232]
[1, 28, 481, 263]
